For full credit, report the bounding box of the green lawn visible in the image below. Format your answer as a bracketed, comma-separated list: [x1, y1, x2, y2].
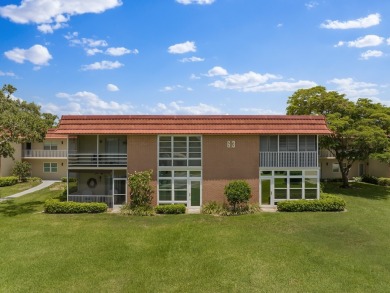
[0, 180, 41, 198]
[0, 182, 389, 292]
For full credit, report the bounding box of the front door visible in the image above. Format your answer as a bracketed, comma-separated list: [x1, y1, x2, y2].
[188, 180, 201, 208]
[260, 178, 273, 206]
[113, 178, 127, 207]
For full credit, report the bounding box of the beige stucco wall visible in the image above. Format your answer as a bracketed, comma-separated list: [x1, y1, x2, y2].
[203, 135, 259, 204]
[127, 135, 158, 205]
[320, 158, 367, 180]
[367, 159, 390, 178]
[28, 139, 67, 151]
[25, 159, 67, 180]
[0, 143, 22, 177]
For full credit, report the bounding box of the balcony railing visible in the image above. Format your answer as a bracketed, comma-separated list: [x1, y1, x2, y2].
[260, 151, 318, 167]
[23, 150, 67, 158]
[68, 153, 127, 167]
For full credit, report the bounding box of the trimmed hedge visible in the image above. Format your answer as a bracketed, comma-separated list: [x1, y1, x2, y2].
[155, 204, 186, 214]
[377, 177, 390, 186]
[61, 177, 77, 183]
[361, 175, 379, 185]
[277, 194, 346, 212]
[0, 176, 19, 187]
[44, 200, 107, 214]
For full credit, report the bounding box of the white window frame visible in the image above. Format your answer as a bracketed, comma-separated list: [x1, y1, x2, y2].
[44, 141, 58, 150]
[43, 162, 58, 173]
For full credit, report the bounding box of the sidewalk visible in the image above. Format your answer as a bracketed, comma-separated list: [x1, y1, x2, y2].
[0, 180, 60, 202]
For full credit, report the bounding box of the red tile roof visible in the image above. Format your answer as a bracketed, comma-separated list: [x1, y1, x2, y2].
[45, 128, 68, 139]
[54, 115, 331, 135]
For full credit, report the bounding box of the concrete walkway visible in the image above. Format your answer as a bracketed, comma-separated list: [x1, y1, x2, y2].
[0, 180, 60, 202]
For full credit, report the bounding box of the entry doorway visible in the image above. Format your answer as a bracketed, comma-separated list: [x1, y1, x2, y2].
[188, 179, 201, 208]
[260, 178, 273, 206]
[113, 178, 127, 207]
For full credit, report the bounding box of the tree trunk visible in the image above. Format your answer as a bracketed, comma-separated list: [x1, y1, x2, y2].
[340, 169, 349, 188]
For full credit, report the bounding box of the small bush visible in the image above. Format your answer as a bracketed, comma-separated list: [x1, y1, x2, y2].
[44, 199, 107, 214]
[361, 175, 379, 185]
[12, 161, 31, 182]
[202, 201, 224, 215]
[27, 177, 42, 182]
[0, 176, 19, 187]
[202, 201, 260, 216]
[224, 180, 252, 211]
[277, 194, 346, 212]
[128, 170, 154, 208]
[121, 204, 155, 216]
[352, 177, 362, 183]
[59, 182, 78, 201]
[61, 177, 77, 183]
[155, 204, 186, 214]
[377, 177, 390, 186]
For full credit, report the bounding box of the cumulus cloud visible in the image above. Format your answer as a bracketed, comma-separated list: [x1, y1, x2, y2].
[4, 44, 52, 66]
[360, 50, 383, 60]
[328, 78, 379, 98]
[43, 90, 133, 115]
[321, 13, 381, 29]
[105, 47, 138, 56]
[107, 83, 119, 91]
[335, 35, 384, 48]
[148, 101, 221, 115]
[160, 85, 193, 92]
[207, 66, 228, 76]
[176, 0, 215, 4]
[305, 1, 318, 9]
[208, 68, 316, 92]
[179, 56, 204, 63]
[0, 70, 16, 77]
[0, 0, 122, 33]
[81, 60, 123, 71]
[168, 41, 196, 54]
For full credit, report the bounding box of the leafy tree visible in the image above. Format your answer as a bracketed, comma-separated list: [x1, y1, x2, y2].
[287, 86, 389, 187]
[0, 84, 57, 159]
[12, 161, 31, 182]
[224, 180, 252, 211]
[128, 170, 154, 208]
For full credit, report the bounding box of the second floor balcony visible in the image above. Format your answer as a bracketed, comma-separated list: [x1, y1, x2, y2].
[23, 149, 68, 158]
[68, 153, 127, 168]
[260, 151, 318, 168]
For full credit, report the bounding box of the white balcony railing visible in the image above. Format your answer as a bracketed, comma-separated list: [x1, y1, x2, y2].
[260, 151, 318, 167]
[23, 150, 68, 158]
[68, 153, 127, 167]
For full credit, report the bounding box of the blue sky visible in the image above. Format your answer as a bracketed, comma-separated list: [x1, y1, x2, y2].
[1, 0, 389, 116]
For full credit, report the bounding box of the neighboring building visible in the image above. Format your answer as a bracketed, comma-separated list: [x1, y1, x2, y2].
[54, 115, 331, 209]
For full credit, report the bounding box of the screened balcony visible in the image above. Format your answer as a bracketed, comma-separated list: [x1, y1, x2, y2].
[260, 151, 318, 167]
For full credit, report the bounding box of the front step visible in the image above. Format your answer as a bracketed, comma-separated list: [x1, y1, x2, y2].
[187, 207, 201, 214]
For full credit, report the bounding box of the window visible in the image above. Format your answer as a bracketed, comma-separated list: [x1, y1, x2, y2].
[44, 142, 58, 150]
[260, 136, 278, 152]
[279, 136, 297, 152]
[158, 136, 201, 167]
[299, 136, 316, 151]
[43, 162, 57, 173]
[332, 163, 340, 173]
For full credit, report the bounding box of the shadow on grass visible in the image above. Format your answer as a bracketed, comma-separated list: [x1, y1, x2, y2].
[0, 199, 44, 217]
[323, 182, 390, 200]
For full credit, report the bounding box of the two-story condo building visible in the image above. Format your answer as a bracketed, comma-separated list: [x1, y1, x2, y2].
[54, 115, 331, 210]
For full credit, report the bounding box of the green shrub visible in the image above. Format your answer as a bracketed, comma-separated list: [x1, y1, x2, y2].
[44, 200, 107, 214]
[27, 177, 42, 182]
[61, 177, 77, 183]
[155, 204, 186, 214]
[277, 194, 346, 212]
[224, 180, 252, 211]
[12, 161, 31, 182]
[121, 204, 155, 216]
[0, 176, 19, 187]
[361, 174, 379, 185]
[377, 177, 390, 186]
[128, 170, 154, 208]
[59, 182, 78, 201]
[352, 177, 362, 183]
[202, 201, 224, 214]
[202, 201, 260, 216]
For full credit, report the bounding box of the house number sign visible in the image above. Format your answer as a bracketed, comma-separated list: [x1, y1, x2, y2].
[227, 140, 236, 148]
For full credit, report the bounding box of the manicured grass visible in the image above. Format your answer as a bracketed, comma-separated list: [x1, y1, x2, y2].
[0, 182, 389, 292]
[0, 180, 41, 198]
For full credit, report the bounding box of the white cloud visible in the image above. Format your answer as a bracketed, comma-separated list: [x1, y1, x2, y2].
[276, 23, 283, 28]
[207, 66, 228, 76]
[0, 0, 122, 33]
[160, 85, 193, 92]
[190, 74, 201, 80]
[336, 35, 384, 48]
[387, 38, 390, 45]
[81, 60, 123, 71]
[105, 47, 138, 56]
[168, 41, 196, 54]
[86, 48, 103, 56]
[240, 107, 282, 115]
[46, 90, 133, 115]
[305, 1, 318, 9]
[179, 56, 204, 62]
[4, 44, 52, 66]
[148, 101, 221, 115]
[328, 78, 379, 97]
[360, 50, 383, 60]
[0, 70, 16, 77]
[176, 0, 215, 4]
[321, 13, 381, 29]
[107, 83, 119, 91]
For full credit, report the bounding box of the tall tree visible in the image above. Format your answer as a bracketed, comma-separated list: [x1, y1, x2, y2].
[0, 84, 57, 159]
[286, 86, 389, 187]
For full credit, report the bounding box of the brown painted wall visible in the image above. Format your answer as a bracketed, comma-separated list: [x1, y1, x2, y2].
[203, 135, 259, 204]
[127, 135, 158, 205]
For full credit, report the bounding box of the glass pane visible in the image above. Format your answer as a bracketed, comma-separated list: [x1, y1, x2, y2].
[174, 171, 187, 177]
[260, 171, 272, 176]
[159, 179, 171, 189]
[189, 136, 201, 142]
[174, 137, 186, 142]
[290, 189, 302, 199]
[159, 171, 172, 178]
[191, 181, 201, 206]
[174, 180, 187, 190]
[290, 178, 302, 188]
[305, 189, 317, 199]
[173, 160, 187, 166]
[51, 145, 58, 150]
[275, 189, 287, 200]
[51, 166, 58, 172]
[175, 190, 187, 201]
[173, 152, 187, 158]
[274, 171, 287, 176]
[305, 178, 318, 188]
[275, 178, 287, 188]
[305, 170, 318, 176]
[261, 179, 271, 205]
[188, 160, 201, 166]
[189, 152, 201, 158]
[159, 190, 171, 201]
[190, 171, 201, 177]
[159, 160, 172, 166]
[159, 136, 171, 142]
[290, 171, 302, 176]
